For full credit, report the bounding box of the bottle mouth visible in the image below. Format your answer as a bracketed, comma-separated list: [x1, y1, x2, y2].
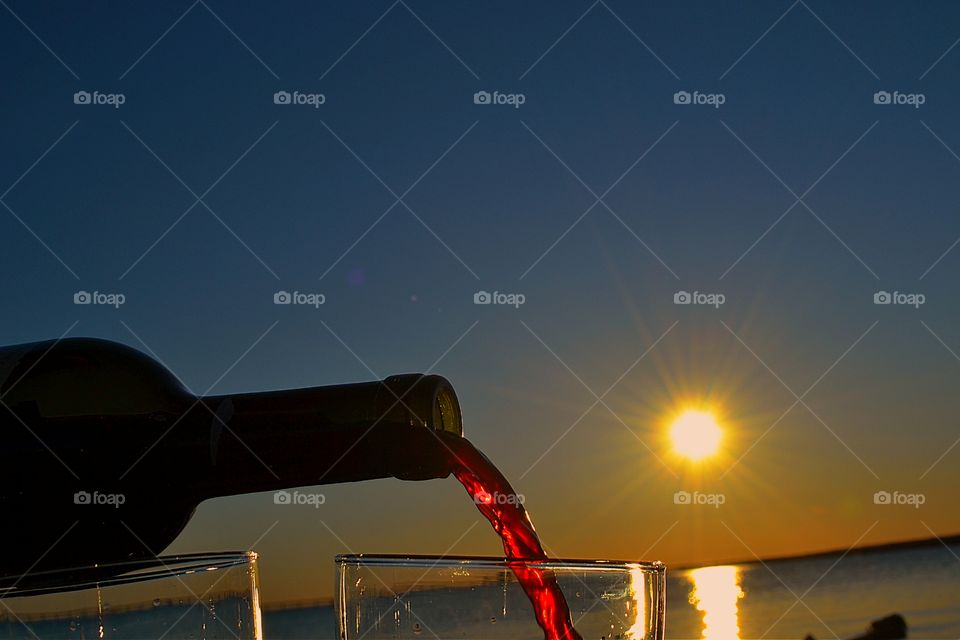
[434, 386, 461, 436]
[380, 374, 463, 437]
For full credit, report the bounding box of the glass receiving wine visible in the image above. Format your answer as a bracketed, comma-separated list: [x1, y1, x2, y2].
[337, 555, 666, 640]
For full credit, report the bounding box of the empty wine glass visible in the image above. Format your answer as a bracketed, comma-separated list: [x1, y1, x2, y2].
[0, 552, 261, 639]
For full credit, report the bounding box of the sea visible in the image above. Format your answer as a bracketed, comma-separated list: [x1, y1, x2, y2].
[262, 540, 960, 639]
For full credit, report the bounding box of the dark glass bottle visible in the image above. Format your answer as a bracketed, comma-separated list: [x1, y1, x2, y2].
[0, 338, 462, 582]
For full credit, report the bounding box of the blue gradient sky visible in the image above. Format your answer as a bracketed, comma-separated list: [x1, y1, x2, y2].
[3, 1, 960, 603]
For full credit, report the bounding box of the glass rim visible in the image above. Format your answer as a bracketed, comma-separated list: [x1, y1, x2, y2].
[336, 553, 665, 573]
[0, 551, 257, 599]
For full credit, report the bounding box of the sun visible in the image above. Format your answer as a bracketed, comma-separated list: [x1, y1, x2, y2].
[669, 409, 723, 461]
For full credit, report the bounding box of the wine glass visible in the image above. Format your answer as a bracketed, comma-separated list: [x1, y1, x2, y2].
[336, 554, 665, 640]
[0, 552, 261, 639]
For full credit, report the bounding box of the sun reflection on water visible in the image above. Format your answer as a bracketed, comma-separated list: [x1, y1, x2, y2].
[688, 566, 744, 640]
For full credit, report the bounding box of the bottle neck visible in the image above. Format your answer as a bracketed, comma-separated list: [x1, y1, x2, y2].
[188, 376, 462, 498]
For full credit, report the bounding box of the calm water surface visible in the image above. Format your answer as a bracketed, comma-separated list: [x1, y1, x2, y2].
[665, 542, 959, 639]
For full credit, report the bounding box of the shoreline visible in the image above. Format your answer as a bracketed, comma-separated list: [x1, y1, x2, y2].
[671, 532, 960, 571]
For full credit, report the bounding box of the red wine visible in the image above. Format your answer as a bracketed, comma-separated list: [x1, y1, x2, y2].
[442, 435, 583, 640]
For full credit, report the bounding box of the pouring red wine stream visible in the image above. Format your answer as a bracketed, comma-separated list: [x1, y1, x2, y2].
[441, 434, 584, 640]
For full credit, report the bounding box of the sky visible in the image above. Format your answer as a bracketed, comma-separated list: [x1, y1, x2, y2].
[3, 1, 960, 604]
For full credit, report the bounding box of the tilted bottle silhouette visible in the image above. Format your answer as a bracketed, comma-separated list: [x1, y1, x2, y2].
[0, 338, 461, 582]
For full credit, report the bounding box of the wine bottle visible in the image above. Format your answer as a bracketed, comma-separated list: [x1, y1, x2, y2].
[0, 338, 462, 583]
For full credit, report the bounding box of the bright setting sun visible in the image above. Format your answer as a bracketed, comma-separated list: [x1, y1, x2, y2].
[669, 409, 723, 461]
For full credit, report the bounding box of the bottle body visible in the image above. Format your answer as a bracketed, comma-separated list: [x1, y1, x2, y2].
[0, 338, 461, 580]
